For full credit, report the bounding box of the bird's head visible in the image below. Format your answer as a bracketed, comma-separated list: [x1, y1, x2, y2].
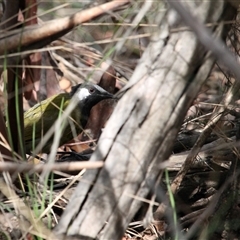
[70, 83, 114, 126]
[71, 83, 114, 104]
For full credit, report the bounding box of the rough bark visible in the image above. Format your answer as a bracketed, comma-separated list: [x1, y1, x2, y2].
[55, 1, 236, 239]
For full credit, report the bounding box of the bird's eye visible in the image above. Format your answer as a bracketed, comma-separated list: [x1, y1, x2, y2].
[89, 88, 95, 93]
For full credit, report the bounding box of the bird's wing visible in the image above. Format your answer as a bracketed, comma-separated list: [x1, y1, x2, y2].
[24, 93, 71, 142]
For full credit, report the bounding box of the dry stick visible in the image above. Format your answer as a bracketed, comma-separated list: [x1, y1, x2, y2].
[154, 0, 240, 219]
[0, 0, 130, 55]
[0, 161, 104, 174]
[171, 110, 227, 192]
[0, 3, 69, 34]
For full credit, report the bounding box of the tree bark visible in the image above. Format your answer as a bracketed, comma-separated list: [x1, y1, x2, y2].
[55, 1, 237, 239]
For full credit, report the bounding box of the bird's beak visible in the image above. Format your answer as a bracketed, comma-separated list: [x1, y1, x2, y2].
[98, 90, 114, 100]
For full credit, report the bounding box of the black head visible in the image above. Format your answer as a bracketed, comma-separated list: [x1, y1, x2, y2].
[70, 83, 114, 126]
[71, 83, 113, 104]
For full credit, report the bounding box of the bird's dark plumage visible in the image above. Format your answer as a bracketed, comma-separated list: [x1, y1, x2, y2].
[24, 83, 113, 153]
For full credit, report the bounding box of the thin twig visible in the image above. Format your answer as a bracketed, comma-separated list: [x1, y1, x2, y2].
[0, 161, 104, 174]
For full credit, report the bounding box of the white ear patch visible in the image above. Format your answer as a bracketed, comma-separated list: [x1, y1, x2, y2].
[76, 88, 91, 101]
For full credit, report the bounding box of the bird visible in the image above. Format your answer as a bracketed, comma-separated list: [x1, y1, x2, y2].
[79, 65, 118, 142]
[24, 83, 114, 153]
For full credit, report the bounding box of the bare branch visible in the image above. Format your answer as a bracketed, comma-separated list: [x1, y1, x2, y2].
[0, 160, 103, 174]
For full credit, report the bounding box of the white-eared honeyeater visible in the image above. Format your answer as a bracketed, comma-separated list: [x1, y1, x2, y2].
[24, 83, 113, 153]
